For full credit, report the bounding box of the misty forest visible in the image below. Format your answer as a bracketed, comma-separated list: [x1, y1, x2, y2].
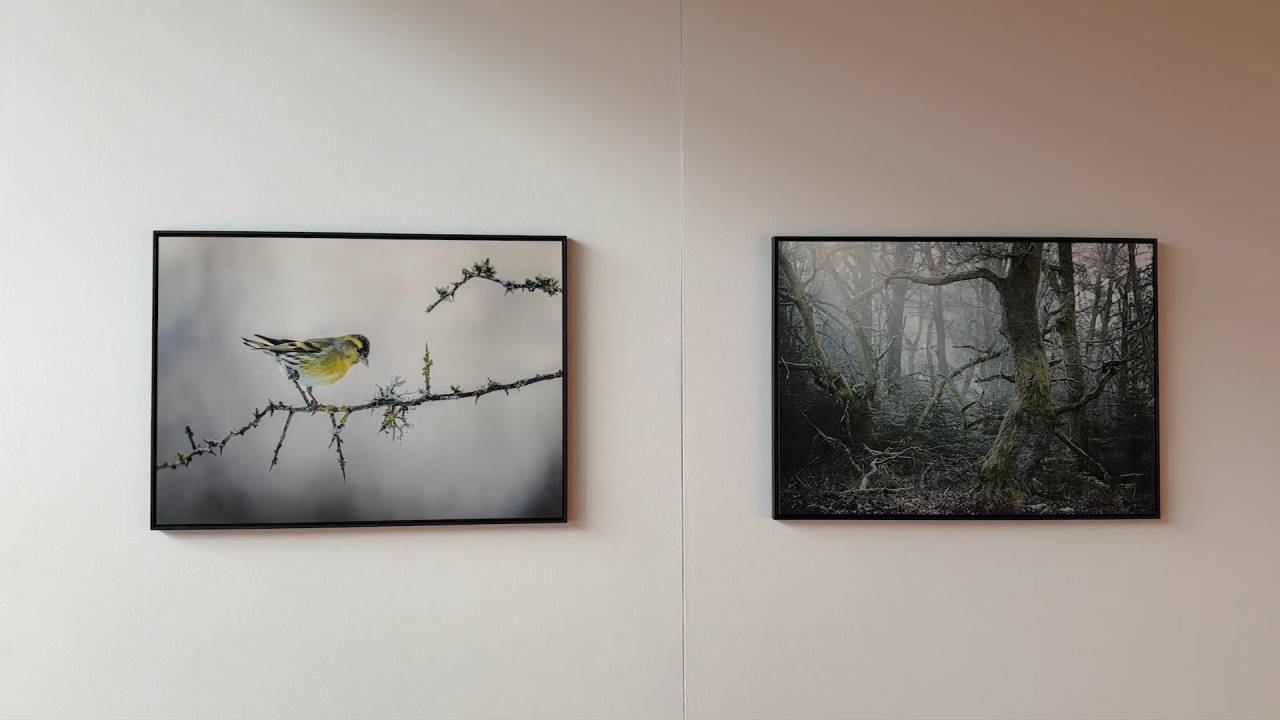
[776, 239, 1157, 517]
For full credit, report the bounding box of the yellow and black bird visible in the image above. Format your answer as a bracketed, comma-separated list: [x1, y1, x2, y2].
[242, 334, 371, 391]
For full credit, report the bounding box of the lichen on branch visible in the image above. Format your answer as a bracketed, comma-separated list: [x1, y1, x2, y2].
[426, 257, 562, 313]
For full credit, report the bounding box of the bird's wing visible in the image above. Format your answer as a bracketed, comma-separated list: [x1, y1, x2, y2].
[243, 334, 330, 355]
[273, 340, 330, 354]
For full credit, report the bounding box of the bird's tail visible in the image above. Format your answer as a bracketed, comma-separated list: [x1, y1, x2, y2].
[242, 333, 287, 352]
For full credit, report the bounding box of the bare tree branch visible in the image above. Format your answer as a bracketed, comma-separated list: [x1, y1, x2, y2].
[426, 257, 562, 313]
[157, 408, 279, 471]
[1056, 352, 1138, 414]
[269, 409, 297, 471]
[157, 369, 564, 473]
[848, 444, 916, 491]
[1053, 429, 1112, 485]
[975, 372, 1016, 384]
[798, 409, 863, 477]
[885, 267, 1005, 290]
[914, 346, 1007, 427]
[328, 410, 350, 481]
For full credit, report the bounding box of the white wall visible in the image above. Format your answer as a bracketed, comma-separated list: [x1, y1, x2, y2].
[683, 2, 1280, 718]
[0, 2, 683, 718]
[3, 1, 1279, 719]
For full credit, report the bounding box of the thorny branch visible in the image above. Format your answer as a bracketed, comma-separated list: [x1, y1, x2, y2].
[426, 257, 562, 313]
[156, 369, 564, 474]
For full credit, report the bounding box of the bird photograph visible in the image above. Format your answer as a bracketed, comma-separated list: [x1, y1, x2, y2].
[152, 233, 565, 528]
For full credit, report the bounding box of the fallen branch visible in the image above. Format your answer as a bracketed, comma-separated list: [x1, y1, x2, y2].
[798, 410, 863, 475]
[1052, 429, 1112, 485]
[851, 444, 916, 491]
[914, 347, 1007, 428]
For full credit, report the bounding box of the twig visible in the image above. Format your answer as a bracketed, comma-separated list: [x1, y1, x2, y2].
[1056, 353, 1136, 414]
[1052, 429, 1112, 485]
[292, 381, 313, 408]
[269, 410, 296, 471]
[328, 410, 351, 481]
[798, 410, 863, 475]
[155, 405, 277, 470]
[975, 372, 1016, 384]
[914, 347, 1006, 428]
[853, 444, 916, 490]
[426, 257, 561, 313]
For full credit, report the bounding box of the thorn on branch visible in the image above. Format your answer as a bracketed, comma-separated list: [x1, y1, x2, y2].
[269, 410, 296, 471]
[328, 409, 350, 481]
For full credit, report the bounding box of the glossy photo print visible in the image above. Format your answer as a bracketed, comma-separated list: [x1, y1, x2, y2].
[773, 238, 1158, 519]
[152, 232, 566, 529]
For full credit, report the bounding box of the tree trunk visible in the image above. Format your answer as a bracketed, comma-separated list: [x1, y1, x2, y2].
[979, 242, 1057, 507]
[1123, 242, 1143, 472]
[927, 244, 949, 379]
[906, 315, 924, 379]
[1054, 242, 1089, 455]
[884, 242, 913, 388]
[824, 249, 880, 403]
[778, 249, 873, 441]
[885, 246, 1059, 509]
[853, 244, 879, 391]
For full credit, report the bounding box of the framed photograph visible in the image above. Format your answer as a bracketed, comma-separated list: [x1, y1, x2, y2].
[152, 232, 566, 529]
[773, 237, 1158, 520]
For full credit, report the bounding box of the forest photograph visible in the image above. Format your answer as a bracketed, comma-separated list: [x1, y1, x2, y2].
[152, 233, 565, 528]
[774, 238, 1158, 519]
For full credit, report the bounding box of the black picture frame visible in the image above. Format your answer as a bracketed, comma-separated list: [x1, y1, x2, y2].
[151, 231, 568, 530]
[772, 236, 1159, 521]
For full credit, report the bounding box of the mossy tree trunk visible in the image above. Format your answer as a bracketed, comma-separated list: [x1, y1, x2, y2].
[778, 249, 873, 443]
[822, 246, 882, 405]
[978, 242, 1057, 506]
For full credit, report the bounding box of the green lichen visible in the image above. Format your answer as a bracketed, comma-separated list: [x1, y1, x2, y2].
[421, 345, 433, 393]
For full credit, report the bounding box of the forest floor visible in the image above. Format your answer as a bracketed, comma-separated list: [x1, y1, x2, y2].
[779, 451, 1156, 517]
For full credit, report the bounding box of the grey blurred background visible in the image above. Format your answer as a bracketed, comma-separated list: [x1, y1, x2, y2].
[154, 235, 564, 525]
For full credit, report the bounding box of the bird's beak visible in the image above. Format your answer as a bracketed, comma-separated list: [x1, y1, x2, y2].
[361, 356, 369, 366]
